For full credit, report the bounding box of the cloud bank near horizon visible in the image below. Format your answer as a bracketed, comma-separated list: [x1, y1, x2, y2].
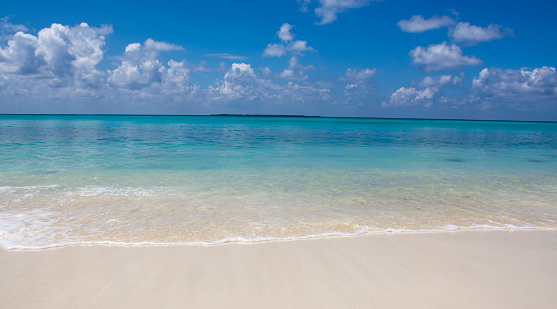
[0, 11, 555, 118]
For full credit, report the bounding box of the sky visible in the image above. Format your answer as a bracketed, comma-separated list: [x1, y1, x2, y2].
[1, 0, 556, 120]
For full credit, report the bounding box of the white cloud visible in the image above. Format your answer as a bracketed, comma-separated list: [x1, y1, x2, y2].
[279, 69, 295, 78]
[107, 39, 187, 91]
[209, 63, 261, 100]
[263, 24, 314, 58]
[410, 42, 482, 72]
[342, 67, 377, 95]
[143, 38, 183, 51]
[0, 22, 112, 91]
[297, 0, 313, 12]
[0, 16, 28, 37]
[385, 87, 438, 108]
[262, 24, 316, 81]
[205, 53, 248, 60]
[289, 40, 313, 53]
[449, 22, 513, 46]
[192, 60, 211, 72]
[207, 62, 329, 104]
[472, 67, 557, 100]
[263, 24, 315, 72]
[278, 23, 294, 42]
[345, 67, 377, 81]
[398, 15, 454, 33]
[417, 73, 463, 88]
[0, 31, 42, 75]
[259, 66, 272, 77]
[314, 0, 373, 25]
[263, 40, 314, 57]
[263, 43, 287, 57]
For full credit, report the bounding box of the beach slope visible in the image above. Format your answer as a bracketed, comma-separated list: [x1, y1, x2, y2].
[1, 230, 556, 308]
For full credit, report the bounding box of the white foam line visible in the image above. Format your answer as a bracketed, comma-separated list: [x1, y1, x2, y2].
[2, 224, 556, 251]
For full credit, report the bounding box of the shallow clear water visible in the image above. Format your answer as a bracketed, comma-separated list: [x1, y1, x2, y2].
[1, 115, 556, 249]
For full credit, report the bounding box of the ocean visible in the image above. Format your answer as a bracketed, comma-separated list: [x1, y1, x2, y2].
[1, 115, 556, 249]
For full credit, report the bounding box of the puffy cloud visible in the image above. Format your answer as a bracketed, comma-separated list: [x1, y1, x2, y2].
[398, 15, 454, 33]
[263, 43, 286, 57]
[0, 22, 112, 91]
[342, 67, 377, 95]
[385, 73, 464, 108]
[263, 40, 314, 57]
[263, 24, 315, 81]
[410, 42, 482, 72]
[0, 31, 42, 75]
[277, 23, 294, 42]
[314, 0, 373, 25]
[209, 63, 261, 100]
[417, 73, 463, 88]
[472, 67, 557, 100]
[263, 24, 314, 58]
[107, 39, 185, 90]
[0, 22, 198, 103]
[279, 69, 295, 78]
[207, 62, 329, 103]
[449, 22, 513, 46]
[345, 67, 377, 81]
[289, 40, 313, 53]
[385, 87, 438, 108]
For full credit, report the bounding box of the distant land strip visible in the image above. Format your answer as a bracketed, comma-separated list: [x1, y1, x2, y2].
[210, 114, 321, 118]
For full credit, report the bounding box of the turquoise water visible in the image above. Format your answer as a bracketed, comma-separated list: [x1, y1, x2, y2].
[1, 115, 556, 249]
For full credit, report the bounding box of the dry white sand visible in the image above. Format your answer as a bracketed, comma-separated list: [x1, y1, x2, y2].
[1, 229, 556, 308]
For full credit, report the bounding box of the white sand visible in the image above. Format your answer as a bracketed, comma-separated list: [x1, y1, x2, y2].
[1, 229, 556, 308]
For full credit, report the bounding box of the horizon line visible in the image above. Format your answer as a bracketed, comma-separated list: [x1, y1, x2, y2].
[0, 113, 556, 124]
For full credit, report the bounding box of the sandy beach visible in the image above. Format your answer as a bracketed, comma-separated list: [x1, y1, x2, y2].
[1, 229, 556, 308]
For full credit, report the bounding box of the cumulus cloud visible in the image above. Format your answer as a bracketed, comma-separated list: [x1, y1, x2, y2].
[0, 22, 199, 104]
[385, 87, 438, 108]
[385, 73, 465, 108]
[345, 67, 377, 81]
[262, 43, 286, 57]
[410, 42, 482, 72]
[107, 38, 192, 93]
[262, 24, 315, 81]
[449, 22, 513, 46]
[263, 24, 314, 58]
[0, 22, 113, 91]
[208, 63, 264, 101]
[278, 23, 294, 42]
[207, 62, 329, 104]
[263, 40, 314, 57]
[417, 73, 463, 88]
[314, 0, 373, 25]
[341, 67, 377, 95]
[472, 66, 557, 101]
[398, 14, 513, 46]
[398, 15, 454, 33]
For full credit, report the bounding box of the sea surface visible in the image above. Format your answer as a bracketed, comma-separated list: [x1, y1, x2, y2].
[1, 115, 556, 249]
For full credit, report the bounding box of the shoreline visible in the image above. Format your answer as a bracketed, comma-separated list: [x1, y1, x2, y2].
[2, 229, 556, 308]
[2, 226, 557, 251]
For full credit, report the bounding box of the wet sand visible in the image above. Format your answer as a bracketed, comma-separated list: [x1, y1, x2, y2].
[1, 229, 556, 308]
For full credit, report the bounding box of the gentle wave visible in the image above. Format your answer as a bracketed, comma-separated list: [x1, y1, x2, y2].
[2, 223, 555, 250]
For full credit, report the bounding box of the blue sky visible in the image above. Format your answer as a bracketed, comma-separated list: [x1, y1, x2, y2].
[1, 0, 556, 120]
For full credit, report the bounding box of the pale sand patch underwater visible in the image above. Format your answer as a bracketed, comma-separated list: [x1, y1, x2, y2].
[1, 229, 556, 309]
